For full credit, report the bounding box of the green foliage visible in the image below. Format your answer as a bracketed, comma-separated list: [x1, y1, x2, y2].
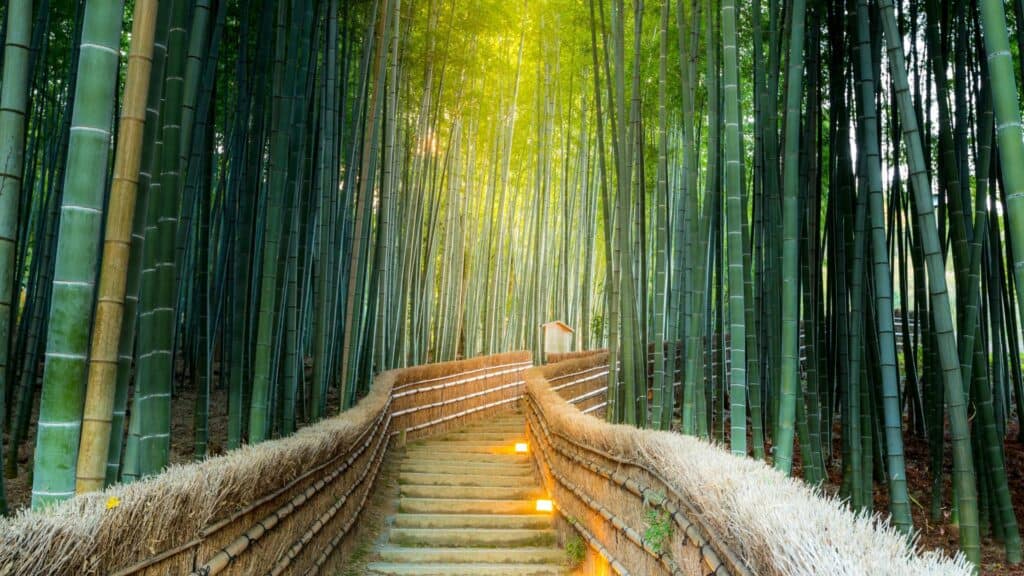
[643, 507, 673, 554]
[565, 533, 586, 567]
[590, 314, 605, 342]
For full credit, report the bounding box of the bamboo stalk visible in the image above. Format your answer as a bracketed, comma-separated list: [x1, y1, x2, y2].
[75, 0, 160, 494]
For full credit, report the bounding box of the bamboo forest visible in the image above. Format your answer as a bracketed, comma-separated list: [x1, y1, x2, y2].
[2, 0, 1024, 574]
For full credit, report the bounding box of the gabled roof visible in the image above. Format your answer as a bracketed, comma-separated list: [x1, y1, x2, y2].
[541, 320, 574, 333]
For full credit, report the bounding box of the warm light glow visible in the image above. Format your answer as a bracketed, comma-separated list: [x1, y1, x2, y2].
[417, 131, 438, 156]
[514, 442, 529, 453]
[536, 499, 553, 512]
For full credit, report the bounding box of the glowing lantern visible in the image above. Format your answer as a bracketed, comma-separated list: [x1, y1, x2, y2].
[536, 499, 553, 512]
[514, 442, 529, 453]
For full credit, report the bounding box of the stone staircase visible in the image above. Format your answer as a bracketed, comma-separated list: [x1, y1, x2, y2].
[367, 412, 571, 575]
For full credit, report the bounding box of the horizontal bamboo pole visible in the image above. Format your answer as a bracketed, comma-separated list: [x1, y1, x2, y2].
[269, 415, 391, 575]
[392, 379, 525, 417]
[304, 424, 392, 575]
[191, 413, 391, 575]
[393, 360, 532, 392]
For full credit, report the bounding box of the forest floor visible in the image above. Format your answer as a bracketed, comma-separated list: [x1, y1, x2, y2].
[901, 426, 1024, 576]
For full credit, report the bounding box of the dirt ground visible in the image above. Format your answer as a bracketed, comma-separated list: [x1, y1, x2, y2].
[901, 426, 1024, 576]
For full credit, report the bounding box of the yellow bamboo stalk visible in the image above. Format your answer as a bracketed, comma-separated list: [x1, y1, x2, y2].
[75, 0, 160, 494]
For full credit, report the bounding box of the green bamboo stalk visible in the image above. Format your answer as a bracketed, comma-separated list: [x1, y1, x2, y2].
[651, 0, 669, 431]
[774, 0, 806, 474]
[31, 0, 123, 509]
[0, 0, 34, 511]
[311, 0, 339, 423]
[879, 0, 980, 563]
[722, 0, 746, 455]
[137, 0, 188, 476]
[853, 0, 911, 532]
[75, 0, 159, 493]
[977, 8, 1024, 555]
[250, 0, 293, 443]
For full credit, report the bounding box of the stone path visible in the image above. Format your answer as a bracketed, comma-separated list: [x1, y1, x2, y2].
[366, 412, 571, 575]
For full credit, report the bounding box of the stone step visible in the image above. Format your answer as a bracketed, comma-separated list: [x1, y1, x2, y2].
[366, 562, 569, 575]
[464, 428, 526, 437]
[399, 472, 532, 487]
[483, 414, 525, 422]
[370, 414, 565, 575]
[403, 450, 532, 464]
[438, 431, 529, 441]
[400, 497, 539, 515]
[410, 441, 525, 453]
[399, 461, 534, 476]
[417, 437, 525, 444]
[376, 546, 567, 564]
[394, 513, 553, 530]
[389, 527, 557, 548]
[400, 484, 545, 500]
[471, 421, 526, 430]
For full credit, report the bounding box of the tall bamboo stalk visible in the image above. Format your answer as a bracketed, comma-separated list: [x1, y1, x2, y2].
[0, 0, 34, 512]
[879, 0, 980, 562]
[75, 0, 159, 494]
[721, 0, 746, 455]
[775, 0, 806, 474]
[31, 0, 123, 509]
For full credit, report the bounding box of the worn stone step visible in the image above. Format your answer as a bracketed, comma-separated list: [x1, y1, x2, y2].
[389, 527, 557, 548]
[400, 484, 544, 500]
[471, 429, 527, 436]
[478, 420, 525, 426]
[484, 414, 525, 421]
[399, 461, 534, 476]
[376, 546, 567, 564]
[475, 421, 525, 428]
[404, 450, 532, 464]
[405, 440, 528, 450]
[399, 472, 531, 487]
[438, 431, 528, 441]
[394, 513, 553, 530]
[400, 497, 539, 515]
[411, 441, 525, 453]
[415, 436, 528, 446]
[366, 561, 569, 575]
[369, 414, 565, 575]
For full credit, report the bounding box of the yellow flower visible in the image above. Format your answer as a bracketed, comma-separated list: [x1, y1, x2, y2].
[105, 496, 120, 510]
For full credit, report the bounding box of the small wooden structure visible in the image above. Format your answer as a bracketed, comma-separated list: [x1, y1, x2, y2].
[542, 321, 575, 362]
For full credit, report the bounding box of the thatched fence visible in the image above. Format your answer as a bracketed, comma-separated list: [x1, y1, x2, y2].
[0, 351, 531, 575]
[524, 354, 972, 576]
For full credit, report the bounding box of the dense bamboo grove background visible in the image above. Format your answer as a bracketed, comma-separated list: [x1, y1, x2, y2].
[0, 0, 1023, 571]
